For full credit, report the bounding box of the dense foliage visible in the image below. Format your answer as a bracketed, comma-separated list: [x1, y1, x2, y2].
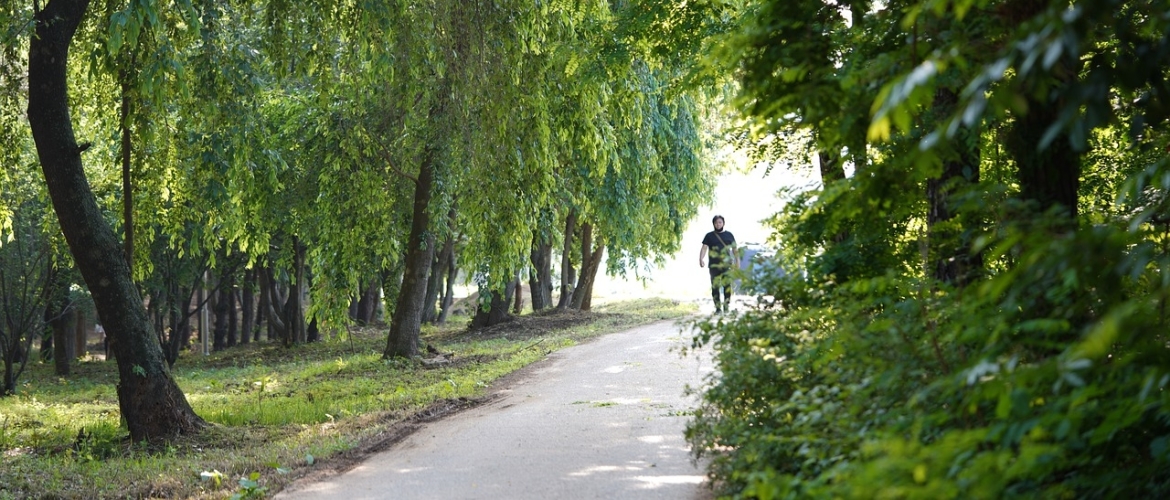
[688, 0, 1170, 497]
[0, 0, 719, 438]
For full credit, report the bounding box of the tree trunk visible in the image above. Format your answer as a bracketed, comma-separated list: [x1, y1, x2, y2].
[165, 284, 193, 367]
[818, 147, 846, 186]
[571, 222, 605, 311]
[385, 154, 438, 358]
[291, 238, 308, 344]
[260, 266, 288, 343]
[380, 261, 405, 324]
[212, 285, 227, 351]
[529, 233, 553, 311]
[27, 0, 205, 440]
[256, 269, 270, 342]
[437, 245, 458, 325]
[512, 272, 523, 314]
[74, 308, 88, 359]
[927, 87, 982, 287]
[227, 287, 239, 347]
[1007, 93, 1080, 223]
[556, 211, 578, 309]
[471, 286, 513, 328]
[46, 274, 73, 376]
[120, 69, 134, 269]
[421, 254, 444, 324]
[355, 277, 380, 325]
[240, 269, 255, 345]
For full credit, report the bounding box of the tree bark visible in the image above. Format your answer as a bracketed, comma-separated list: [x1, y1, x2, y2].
[571, 222, 604, 311]
[212, 285, 227, 351]
[556, 211, 577, 309]
[290, 237, 307, 344]
[380, 260, 405, 324]
[46, 272, 73, 376]
[471, 285, 513, 328]
[260, 266, 288, 343]
[437, 244, 457, 325]
[421, 254, 444, 324]
[529, 232, 553, 311]
[1007, 93, 1080, 223]
[428, 236, 454, 322]
[240, 269, 255, 345]
[356, 277, 380, 325]
[27, 0, 204, 439]
[227, 287, 239, 347]
[120, 69, 134, 269]
[256, 269, 270, 342]
[385, 154, 437, 358]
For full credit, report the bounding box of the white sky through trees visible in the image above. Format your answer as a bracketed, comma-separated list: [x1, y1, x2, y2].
[593, 163, 815, 303]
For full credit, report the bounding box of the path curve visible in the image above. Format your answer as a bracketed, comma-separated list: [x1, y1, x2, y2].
[276, 319, 713, 500]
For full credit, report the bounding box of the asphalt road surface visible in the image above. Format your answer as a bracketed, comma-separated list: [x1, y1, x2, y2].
[276, 319, 714, 500]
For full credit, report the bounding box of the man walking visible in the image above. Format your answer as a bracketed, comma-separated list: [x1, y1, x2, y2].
[699, 215, 739, 313]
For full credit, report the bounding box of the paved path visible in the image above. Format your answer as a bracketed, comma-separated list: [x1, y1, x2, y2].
[277, 320, 713, 500]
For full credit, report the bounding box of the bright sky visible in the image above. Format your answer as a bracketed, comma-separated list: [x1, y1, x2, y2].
[593, 162, 818, 304]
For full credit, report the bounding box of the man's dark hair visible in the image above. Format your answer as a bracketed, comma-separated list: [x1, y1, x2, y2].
[712, 215, 725, 224]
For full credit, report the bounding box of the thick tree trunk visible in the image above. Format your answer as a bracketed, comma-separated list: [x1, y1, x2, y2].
[571, 223, 604, 311]
[385, 154, 437, 358]
[927, 87, 982, 287]
[557, 211, 577, 309]
[529, 233, 553, 311]
[27, 0, 204, 439]
[471, 285, 513, 328]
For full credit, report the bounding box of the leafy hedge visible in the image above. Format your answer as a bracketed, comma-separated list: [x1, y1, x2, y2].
[689, 198, 1170, 498]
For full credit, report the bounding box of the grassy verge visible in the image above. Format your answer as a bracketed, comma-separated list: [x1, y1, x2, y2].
[0, 298, 695, 499]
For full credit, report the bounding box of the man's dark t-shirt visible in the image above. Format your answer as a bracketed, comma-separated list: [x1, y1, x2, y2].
[703, 230, 736, 274]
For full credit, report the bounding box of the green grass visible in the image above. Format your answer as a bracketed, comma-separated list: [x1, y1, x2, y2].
[0, 298, 695, 499]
